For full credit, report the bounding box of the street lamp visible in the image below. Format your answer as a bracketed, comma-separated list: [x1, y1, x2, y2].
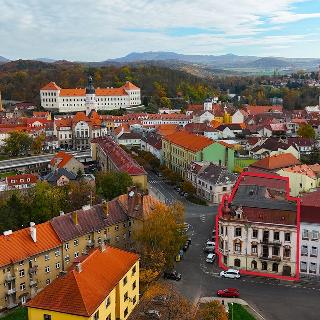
[231, 302, 234, 320]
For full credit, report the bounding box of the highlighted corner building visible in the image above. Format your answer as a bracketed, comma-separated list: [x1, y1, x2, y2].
[216, 172, 300, 281]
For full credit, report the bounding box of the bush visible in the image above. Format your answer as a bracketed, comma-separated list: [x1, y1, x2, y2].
[186, 195, 207, 206]
[1, 307, 27, 320]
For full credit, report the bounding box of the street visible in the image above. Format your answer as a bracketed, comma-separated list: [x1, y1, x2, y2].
[148, 173, 320, 320]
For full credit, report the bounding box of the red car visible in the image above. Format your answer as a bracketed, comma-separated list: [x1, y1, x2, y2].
[216, 288, 240, 298]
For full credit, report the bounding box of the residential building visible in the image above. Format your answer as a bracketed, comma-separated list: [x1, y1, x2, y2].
[117, 132, 141, 148]
[218, 173, 299, 279]
[49, 151, 84, 175]
[232, 109, 248, 124]
[140, 133, 162, 161]
[195, 163, 237, 204]
[5, 174, 38, 191]
[91, 137, 147, 190]
[300, 202, 320, 277]
[27, 246, 140, 320]
[163, 131, 235, 178]
[43, 168, 77, 186]
[0, 222, 62, 309]
[40, 79, 141, 112]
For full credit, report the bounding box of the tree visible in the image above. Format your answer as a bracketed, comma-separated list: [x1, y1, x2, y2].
[96, 171, 133, 200]
[134, 202, 186, 274]
[198, 301, 228, 320]
[297, 124, 316, 139]
[181, 181, 196, 195]
[66, 180, 96, 211]
[3, 131, 33, 157]
[31, 134, 45, 154]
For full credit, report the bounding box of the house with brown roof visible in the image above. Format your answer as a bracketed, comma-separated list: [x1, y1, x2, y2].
[27, 246, 140, 320]
[49, 151, 84, 175]
[5, 173, 38, 191]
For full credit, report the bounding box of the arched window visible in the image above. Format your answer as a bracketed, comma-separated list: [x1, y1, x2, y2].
[272, 263, 279, 272]
[234, 259, 241, 267]
[251, 260, 257, 269]
[261, 261, 268, 270]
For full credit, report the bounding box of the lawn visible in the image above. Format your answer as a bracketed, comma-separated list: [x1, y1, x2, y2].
[228, 303, 256, 320]
[0, 307, 27, 320]
[0, 171, 16, 178]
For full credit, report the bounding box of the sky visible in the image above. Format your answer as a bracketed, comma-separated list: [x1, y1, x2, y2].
[1, 0, 320, 61]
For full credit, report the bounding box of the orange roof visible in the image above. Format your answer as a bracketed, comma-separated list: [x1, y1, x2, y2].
[50, 151, 74, 168]
[251, 153, 300, 170]
[122, 81, 140, 90]
[0, 222, 61, 267]
[155, 124, 179, 137]
[41, 82, 61, 90]
[27, 247, 139, 317]
[96, 88, 128, 96]
[282, 164, 317, 179]
[217, 141, 234, 149]
[73, 112, 90, 123]
[60, 88, 86, 96]
[164, 131, 213, 152]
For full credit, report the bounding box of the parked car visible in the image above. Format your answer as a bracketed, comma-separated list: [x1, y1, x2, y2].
[187, 238, 192, 245]
[204, 241, 215, 253]
[219, 269, 240, 279]
[183, 240, 190, 251]
[164, 270, 182, 281]
[145, 310, 161, 319]
[206, 253, 216, 263]
[217, 288, 240, 298]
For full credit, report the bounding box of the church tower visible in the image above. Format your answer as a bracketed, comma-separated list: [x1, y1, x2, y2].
[85, 75, 97, 116]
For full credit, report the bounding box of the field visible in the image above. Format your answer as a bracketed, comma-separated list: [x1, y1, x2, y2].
[228, 303, 256, 320]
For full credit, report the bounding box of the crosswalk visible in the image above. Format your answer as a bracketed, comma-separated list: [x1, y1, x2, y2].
[200, 214, 206, 222]
[148, 180, 158, 184]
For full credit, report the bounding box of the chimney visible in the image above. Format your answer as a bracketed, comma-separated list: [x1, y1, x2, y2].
[76, 263, 82, 273]
[30, 222, 37, 243]
[72, 211, 78, 225]
[3, 230, 12, 236]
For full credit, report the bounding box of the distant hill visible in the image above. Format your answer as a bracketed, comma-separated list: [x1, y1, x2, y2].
[34, 58, 56, 63]
[0, 56, 10, 64]
[245, 57, 291, 69]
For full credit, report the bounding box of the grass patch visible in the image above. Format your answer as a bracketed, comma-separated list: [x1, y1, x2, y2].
[228, 303, 256, 320]
[0, 171, 16, 178]
[0, 307, 27, 320]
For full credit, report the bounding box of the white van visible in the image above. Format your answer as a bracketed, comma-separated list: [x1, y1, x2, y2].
[206, 253, 216, 263]
[204, 241, 215, 253]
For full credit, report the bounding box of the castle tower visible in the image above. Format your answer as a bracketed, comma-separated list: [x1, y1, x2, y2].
[203, 97, 213, 111]
[85, 75, 97, 116]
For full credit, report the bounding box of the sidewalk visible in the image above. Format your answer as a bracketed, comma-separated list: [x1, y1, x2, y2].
[199, 297, 265, 320]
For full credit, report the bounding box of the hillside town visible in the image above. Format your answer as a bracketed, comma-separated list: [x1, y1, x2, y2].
[0, 73, 319, 320]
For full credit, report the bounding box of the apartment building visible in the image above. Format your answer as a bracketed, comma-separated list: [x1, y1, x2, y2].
[91, 137, 147, 190]
[162, 131, 235, 178]
[218, 173, 299, 279]
[0, 189, 159, 310]
[27, 246, 140, 320]
[0, 222, 62, 309]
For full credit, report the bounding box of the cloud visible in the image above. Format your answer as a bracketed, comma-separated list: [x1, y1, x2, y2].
[0, 0, 319, 59]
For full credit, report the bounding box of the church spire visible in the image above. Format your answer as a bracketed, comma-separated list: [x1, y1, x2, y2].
[86, 75, 95, 94]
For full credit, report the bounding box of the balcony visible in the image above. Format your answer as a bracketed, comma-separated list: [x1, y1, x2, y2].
[5, 273, 15, 282]
[260, 239, 282, 246]
[6, 288, 16, 295]
[29, 265, 38, 275]
[259, 255, 281, 262]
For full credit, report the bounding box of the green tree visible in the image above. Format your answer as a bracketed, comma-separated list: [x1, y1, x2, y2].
[297, 124, 316, 139]
[3, 131, 33, 157]
[181, 181, 196, 195]
[96, 171, 133, 200]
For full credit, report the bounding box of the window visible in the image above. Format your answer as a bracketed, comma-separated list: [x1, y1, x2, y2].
[312, 230, 319, 240]
[74, 239, 79, 246]
[124, 307, 128, 317]
[132, 280, 136, 290]
[65, 243, 69, 250]
[252, 229, 258, 238]
[45, 254, 50, 261]
[20, 283, 25, 291]
[19, 261, 24, 266]
[106, 315, 111, 320]
[74, 251, 79, 258]
[284, 247, 291, 258]
[45, 266, 50, 273]
[235, 228, 242, 237]
[132, 265, 136, 276]
[285, 233, 291, 242]
[124, 291, 128, 301]
[55, 250, 60, 257]
[301, 245, 308, 256]
[46, 279, 50, 285]
[234, 242, 241, 252]
[106, 296, 111, 308]
[300, 261, 307, 272]
[261, 261, 268, 270]
[133, 295, 137, 304]
[273, 232, 280, 241]
[116, 236, 119, 242]
[19, 269, 25, 277]
[44, 315, 52, 320]
[272, 247, 279, 256]
[234, 259, 240, 267]
[93, 310, 99, 320]
[309, 262, 317, 273]
[55, 262, 60, 269]
[311, 246, 318, 257]
[123, 276, 127, 286]
[251, 260, 257, 269]
[302, 229, 309, 239]
[115, 225, 119, 231]
[272, 263, 279, 272]
[251, 244, 257, 254]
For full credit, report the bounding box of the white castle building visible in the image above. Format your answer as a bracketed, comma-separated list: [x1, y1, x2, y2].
[40, 77, 141, 113]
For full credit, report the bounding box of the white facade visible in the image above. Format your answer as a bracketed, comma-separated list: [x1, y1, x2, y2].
[300, 222, 320, 277]
[232, 110, 245, 124]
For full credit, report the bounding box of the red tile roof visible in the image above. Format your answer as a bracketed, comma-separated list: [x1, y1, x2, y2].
[27, 247, 139, 317]
[50, 151, 74, 168]
[250, 153, 300, 170]
[245, 105, 283, 115]
[6, 173, 38, 186]
[282, 164, 317, 179]
[0, 222, 61, 267]
[122, 81, 140, 90]
[186, 104, 203, 112]
[164, 131, 213, 152]
[41, 82, 61, 90]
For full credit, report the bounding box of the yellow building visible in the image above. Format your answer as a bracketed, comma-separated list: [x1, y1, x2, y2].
[27, 246, 140, 320]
